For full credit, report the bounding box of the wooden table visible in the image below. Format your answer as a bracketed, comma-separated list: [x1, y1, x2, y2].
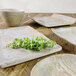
[0, 13, 76, 76]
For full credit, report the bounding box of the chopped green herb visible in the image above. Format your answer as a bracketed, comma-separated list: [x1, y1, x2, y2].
[7, 36, 56, 51]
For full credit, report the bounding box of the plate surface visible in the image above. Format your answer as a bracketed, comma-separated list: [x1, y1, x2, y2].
[31, 54, 76, 76]
[0, 26, 62, 68]
[31, 14, 76, 27]
[52, 27, 76, 46]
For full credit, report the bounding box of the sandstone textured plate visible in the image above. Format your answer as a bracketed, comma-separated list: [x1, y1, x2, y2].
[31, 14, 76, 27]
[52, 27, 76, 53]
[31, 54, 76, 76]
[0, 26, 62, 68]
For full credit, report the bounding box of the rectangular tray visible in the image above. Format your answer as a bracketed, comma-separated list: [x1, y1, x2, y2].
[0, 26, 62, 68]
[31, 14, 76, 27]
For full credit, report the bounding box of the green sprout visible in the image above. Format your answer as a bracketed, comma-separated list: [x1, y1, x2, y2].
[7, 36, 56, 51]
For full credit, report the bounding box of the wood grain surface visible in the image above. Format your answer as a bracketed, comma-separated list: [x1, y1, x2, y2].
[0, 13, 76, 76]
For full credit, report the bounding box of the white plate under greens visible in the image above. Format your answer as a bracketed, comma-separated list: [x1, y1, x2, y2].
[0, 26, 62, 68]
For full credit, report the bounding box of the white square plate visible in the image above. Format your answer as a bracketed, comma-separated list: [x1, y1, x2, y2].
[31, 14, 76, 27]
[0, 26, 62, 68]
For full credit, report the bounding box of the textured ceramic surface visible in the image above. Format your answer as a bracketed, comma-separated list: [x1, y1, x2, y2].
[1, 9, 24, 27]
[52, 27, 76, 46]
[0, 26, 62, 68]
[31, 54, 76, 76]
[31, 14, 76, 27]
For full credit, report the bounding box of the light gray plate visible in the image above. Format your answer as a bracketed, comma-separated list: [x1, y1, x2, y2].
[52, 27, 76, 46]
[31, 14, 76, 27]
[0, 26, 62, 68]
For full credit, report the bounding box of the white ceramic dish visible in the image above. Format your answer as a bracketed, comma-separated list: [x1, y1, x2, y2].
[31, 14, 76, 27]
[0, 9, 24, 27]
[0, 26, 62, 68]
[52, 27, 76, 46]
[31, 54, 76, 76]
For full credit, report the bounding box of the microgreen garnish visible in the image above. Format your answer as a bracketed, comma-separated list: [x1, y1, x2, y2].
[7, 36, 56, 51]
